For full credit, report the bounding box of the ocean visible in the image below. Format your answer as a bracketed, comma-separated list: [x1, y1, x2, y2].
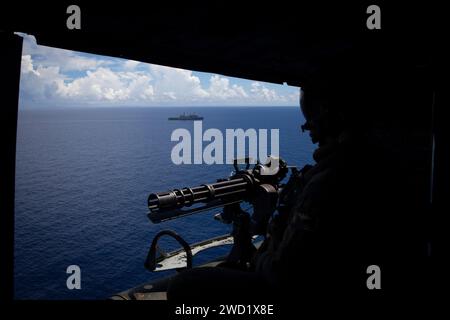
[14, 107, 315, 299]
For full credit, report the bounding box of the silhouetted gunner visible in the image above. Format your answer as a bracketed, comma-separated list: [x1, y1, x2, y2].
[166, 64, 416, 303]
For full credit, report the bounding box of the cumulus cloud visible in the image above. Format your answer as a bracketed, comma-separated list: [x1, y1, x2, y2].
[61, 68, 132, 101]
[149, 64, 209, 101]
[21, 55, 37, 75]
[250, 82, 283, 102]
[123, 60, 141, 71]
[20, 56, 154, 105]
[18, 33, 299, 107]
[288, 90, 301, 103]
[20, 55, 68, 103]
[20, 33, 112, 72]
[208, 75, 248, 100]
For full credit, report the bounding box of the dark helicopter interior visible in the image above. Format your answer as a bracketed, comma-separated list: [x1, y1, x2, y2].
[0, 2, 445, 304]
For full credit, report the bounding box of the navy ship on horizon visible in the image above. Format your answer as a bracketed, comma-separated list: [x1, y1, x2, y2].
[168, 112, 203, 120]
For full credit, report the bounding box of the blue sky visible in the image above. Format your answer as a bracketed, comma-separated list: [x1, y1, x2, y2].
[18, 33, 300, 108]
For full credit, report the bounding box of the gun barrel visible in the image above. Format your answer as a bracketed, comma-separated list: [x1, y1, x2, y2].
[147, 173, 255, 222]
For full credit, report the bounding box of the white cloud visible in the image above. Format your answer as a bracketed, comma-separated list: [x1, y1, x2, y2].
[60, 68, 155, 102]
[20, 55, 68, 103]
[250, 82, 283, 102]
[149, 64, 209, 101]
[163, 91, 177, 100]
[61, 68, 131, 101]
[208, 75, 248, 99]
[20, 33, 112, 72]
[21, 55, 38, 75]
[123, 60, 141, 71]
[288, 90, 301, 103]
[18, 34, 299, 107]
[20, 56, 154, 105]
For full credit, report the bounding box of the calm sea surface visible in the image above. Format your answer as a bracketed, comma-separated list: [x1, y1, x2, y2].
[14, 107, 315, 299]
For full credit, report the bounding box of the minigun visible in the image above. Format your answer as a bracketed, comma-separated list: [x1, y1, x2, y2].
[148, 156, 288, 224]
[145, 156, 297, 271]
